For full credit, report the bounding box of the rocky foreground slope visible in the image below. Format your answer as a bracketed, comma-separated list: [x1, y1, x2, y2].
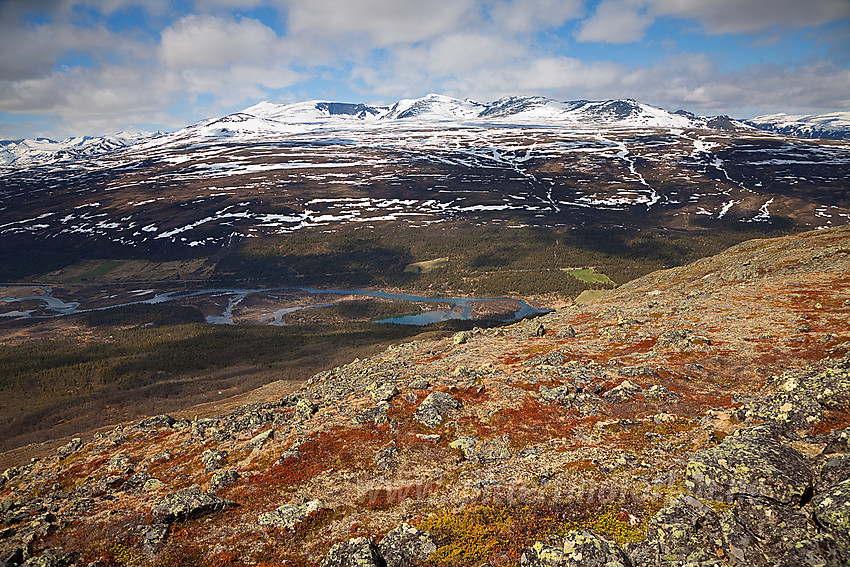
[2, 226, 850, 567]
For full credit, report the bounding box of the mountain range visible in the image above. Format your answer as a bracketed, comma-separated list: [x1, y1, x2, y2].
[3, 95, 848, 169]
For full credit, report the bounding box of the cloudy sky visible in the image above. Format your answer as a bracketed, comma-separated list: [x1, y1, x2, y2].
[1, 0, 849, 140]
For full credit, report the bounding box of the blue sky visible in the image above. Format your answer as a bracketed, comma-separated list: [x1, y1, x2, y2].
[1, 0, 848, 140]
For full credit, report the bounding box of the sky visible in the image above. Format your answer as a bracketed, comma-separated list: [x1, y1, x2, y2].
[1, 0, 849, 140]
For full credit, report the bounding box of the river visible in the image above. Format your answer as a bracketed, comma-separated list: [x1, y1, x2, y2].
[0, 285, 550, 326]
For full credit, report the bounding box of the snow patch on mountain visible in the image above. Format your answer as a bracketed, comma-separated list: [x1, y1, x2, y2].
[746, 111, 850, 140]
[0, 132, 150, 168]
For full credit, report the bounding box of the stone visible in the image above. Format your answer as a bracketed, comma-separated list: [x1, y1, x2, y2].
[374, 445, 398, 471]
[602, 380, 642, 403]
[296, 399, 319, 420]
[741, 391, 823, 430]
[819, 453, 850, 489]
[320, 537, 383, 567]
[814, 478, 850, 548]
[561, 530, 629, 567]
[248, 428, 274, 447]
[449, 436, 510, 464]
[408, 378, 430, 390]
[57, 438, 82, 459]
[521, 536, 564, 567]
[774, 533, 850, 567]
[644, 384, 679, 402]
[258, 500, 325, 530]
[558, 325, 577, 339]
[645, 494, 724, 565]
[143, 478, 166, 492]
[137, 415, 175, 429]
[378, 523, 436, 567]
[140, 523, 169, 556]
[449, 436, 478, 459]
[733, 496, 816, 558]
[210, 469, 240, 491]
[453, 331, 472, 345]
[368, 381, 399, 402]
[539, 385, 574, 405]
[684, 425, 813, 505]
[151, 487, 236, 524]
[21, 557, 61, 567]
[200, 449, 227, 472]
[352, 402, 390, 427]
[412, 391, 460, 428]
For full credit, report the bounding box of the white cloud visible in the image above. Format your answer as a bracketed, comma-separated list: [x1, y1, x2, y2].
[647, 0, 850, 35]
[281, 0, 481, 46]
[159, 14, 282, 68]
[575, 0, 653, 43]
[1, 0, 849, 140]
[486, 0, 584, 33]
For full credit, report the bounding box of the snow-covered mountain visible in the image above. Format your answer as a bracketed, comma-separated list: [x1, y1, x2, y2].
[0, 132, 151, 168]
[1, 92, 847, 256]
[746, 111, 850, 140]
[1, 95, 757, 169]
[243, 100, 388, 123]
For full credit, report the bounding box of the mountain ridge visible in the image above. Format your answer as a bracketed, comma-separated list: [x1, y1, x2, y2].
[4, 95, 847, 170]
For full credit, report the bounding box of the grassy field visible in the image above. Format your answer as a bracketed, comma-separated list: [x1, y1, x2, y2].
[567, 268, 616, 285]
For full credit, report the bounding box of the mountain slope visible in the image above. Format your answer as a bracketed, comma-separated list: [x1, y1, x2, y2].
[2, 225, 848, 566]
[0, 132, 149, 167]
[746, 111, 850, 140]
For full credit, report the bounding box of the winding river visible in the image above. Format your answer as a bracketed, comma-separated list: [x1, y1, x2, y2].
[0, 285, 549, 326]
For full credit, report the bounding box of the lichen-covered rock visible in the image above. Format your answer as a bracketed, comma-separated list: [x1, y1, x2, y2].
[21, 554, 64, 567]
[773, 533, 850, 567]
[646, 494, 719, 563]
[200, 449, 227, 472]
[684, 425, 813, 504]
[452, 331, 472, 345]
[520, 536, 565, 567]
[377, 522, 436, 567]
[296, 399, 319, 420]
[367, 382, 399, 403]
[814, 478, 850, 548]
[654, 328, 710, 350]
[825, 429, 850, 454]
[248, 428, 274, 447]
[320, 536, 384, 567]
[408, 378, 430, 390]
[140, 523, 169, 555]
[644, 384, 679, 403]
[539, 385, 575, 405]
[412, 391, 460, 428]
[740, 390, 823, 430]
[151, 487, 236, 524]
[352, 402, 390, 427]
[374, 445, 398, 471]
[57, 438, 82, 459]
[645, 494, 762, 566]
[209, 469, 239, 491]
[137, 414, 176, 429]
[819, 454, 850, 490]
[449, 436, 510, 464]
[557, 325, 577, 339]
[561, 530, 629, 567]
[732, 496, 816, 558]
[602, 380, 642, 403]
[258, 500, 325, 530]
